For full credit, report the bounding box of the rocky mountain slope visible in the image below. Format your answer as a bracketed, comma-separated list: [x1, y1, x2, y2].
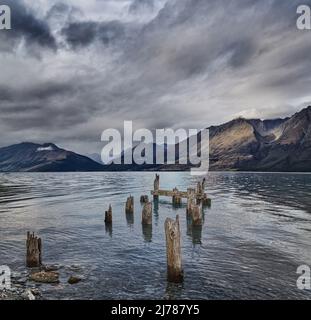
[0, 143, 104, 172]
[208, 106, 311, 171]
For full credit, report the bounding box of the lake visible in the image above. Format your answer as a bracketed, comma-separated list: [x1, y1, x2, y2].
[0, 172, 311, 300]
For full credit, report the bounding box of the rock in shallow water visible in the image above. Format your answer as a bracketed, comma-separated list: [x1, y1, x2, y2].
[21, 289, 36, 300]
[68, 276, 82, 285]
[29, 271, 59, 284]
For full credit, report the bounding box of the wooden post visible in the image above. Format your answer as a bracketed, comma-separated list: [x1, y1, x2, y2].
[142, 202, 152, 225]
[187, 198, 194, 215]
[105, 204, 112, 224]
[172, 187, 182, 207]
[202, 178, 206, 192]
[26, 232, 42, 268]
[140, 195, 149, 203]
[125, 196, 134, 214]
[196, 182, 202, 195]
[165, 215, 183, 283]
[202, 194, 211, 207]
[154, 174, 160, 191]
[191, 204, 203, 226]
[187, 188, 195, 215]
[153, 174, 160, 201]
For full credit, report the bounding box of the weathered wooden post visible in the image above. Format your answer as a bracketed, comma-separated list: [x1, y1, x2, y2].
[125, 196, 134, 214]
[187, 188, 196, 215]
[202, 178, 206, 192]
[191, 204, 203, 226]
[196, 182, 202, 205]
[153, 174, 160, 201]
[105, 204, 112, 224]
[197, 182, 202, 195]
[26, 232, 42, 268]
[142, 202, 152, 225]
[165, 215, 183, 283]
[154, 174, 160, 191]
[172, 187, 182, 207]
[140, 195, 149, 203]
[202, 194, 211, 207]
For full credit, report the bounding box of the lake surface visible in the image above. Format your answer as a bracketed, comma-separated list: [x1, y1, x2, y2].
[0, 172, 311, 300]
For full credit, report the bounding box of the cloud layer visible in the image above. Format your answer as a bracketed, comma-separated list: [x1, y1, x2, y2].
[0, 0, 311, 154]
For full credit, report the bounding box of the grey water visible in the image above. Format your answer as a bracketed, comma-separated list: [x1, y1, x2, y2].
[0, 172, 311, 300]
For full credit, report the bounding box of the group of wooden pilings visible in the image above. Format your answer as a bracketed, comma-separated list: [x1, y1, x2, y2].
[152, 174, 211, 227]
[106, 199, 183, 283]
[105, 195, 152, 226]
[151, 174, 211, 282]
[26, 175, 210, 284]
[103, 174, 210, 283]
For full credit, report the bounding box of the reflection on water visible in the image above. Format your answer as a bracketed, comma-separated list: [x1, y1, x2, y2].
[0, 172, 311, 300]
[142, 224, 153, 243]
[186, 218, 203, 246]
[126, 212, 134, 227]
[153, 199, 159, 226]
[105, 223, 113, 238]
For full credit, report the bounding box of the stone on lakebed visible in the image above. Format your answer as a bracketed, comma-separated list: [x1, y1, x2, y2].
[29, 271, 59, 284]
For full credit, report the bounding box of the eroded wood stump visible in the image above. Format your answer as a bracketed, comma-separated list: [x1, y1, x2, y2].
[196, 181, 203, 195]
[191, 204, 202, 226]
[153, 174, 160, 201]
[125, 196, 134, 214]
[202, 194, 211, 207]
[154, 174, 160, 191]
[165, 215, 183, 283]
[172, 187, 182, 207]
[105, 204, 112, 224]
[140, 195, 149, 203]
[187, 188, 196, 215]
[142, 202, 152, 225]
[26, 232, 42, 268]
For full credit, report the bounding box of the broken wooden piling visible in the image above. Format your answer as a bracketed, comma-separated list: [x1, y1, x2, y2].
[151, 175, 211, 205]
[125, 196, 134, 214]
[140, 195, 149, 203]
[191, 204, 203, 226]
[187, 188, 196, 215]
[202, 194, 211, 207]
[105, 204, 112, 224]
[26, 232, 42, 268]
[165, 215, 183, 283]
[153, 174, 160, 200]
[172, 187, 182, 207]
[142, 202, 152, 225]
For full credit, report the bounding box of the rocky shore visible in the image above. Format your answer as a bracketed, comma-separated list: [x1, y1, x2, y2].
[0, 265, 83, 300]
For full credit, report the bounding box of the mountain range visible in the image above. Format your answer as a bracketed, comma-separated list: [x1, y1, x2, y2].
[208, 106, 311, 171]
[0, 106, 310, 172]
[0, 143, 103, 172]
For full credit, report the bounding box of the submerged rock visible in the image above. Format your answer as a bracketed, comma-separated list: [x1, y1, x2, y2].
[29, 271, 59, 284]
[43, 264, 60, 272]
[68, 276, 82, 285]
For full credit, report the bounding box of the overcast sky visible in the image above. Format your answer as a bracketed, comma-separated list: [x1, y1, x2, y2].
[1, 0, 311, 154]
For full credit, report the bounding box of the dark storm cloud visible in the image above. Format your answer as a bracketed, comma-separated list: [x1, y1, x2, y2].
[0, 0, 56, 51]
[0, 82, 74, 103]
[46, 2, 72, 18]
[129, 0, 155, 13]
[62, 20, 125, 48]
